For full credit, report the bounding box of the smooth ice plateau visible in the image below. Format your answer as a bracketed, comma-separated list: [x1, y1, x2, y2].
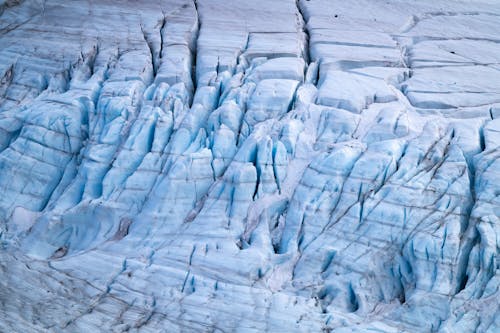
[0, 0, 499, 332]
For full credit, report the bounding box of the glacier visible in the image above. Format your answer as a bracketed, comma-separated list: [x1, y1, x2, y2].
[0, 0, 499, 331]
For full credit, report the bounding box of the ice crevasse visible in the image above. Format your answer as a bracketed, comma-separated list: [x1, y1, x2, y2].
[0, 0, 499, 332]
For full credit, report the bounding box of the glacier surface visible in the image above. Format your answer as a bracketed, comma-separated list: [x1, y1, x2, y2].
[0, 0, 499, 331]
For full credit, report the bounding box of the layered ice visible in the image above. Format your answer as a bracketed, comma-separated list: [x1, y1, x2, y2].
[0, 0, 499, 332]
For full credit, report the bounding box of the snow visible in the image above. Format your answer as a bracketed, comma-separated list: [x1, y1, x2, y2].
[0, 0, 499, 332]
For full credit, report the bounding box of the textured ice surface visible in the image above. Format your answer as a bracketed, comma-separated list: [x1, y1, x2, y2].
[0, 0, 499, 332]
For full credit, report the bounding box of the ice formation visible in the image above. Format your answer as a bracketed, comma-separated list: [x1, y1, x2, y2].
[0, 0, 499, 331]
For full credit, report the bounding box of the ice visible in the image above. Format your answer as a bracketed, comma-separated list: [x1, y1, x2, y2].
[316, 67, 398, 113]
[403, 66, 500, 109]
[0, 0, 499, 332]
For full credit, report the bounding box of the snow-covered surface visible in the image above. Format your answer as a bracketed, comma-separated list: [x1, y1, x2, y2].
[0, 0, 499, 331]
